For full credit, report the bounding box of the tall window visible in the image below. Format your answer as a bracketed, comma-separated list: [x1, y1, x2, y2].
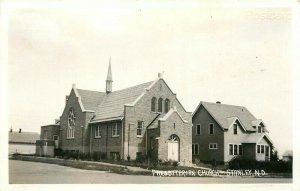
[151, 97, 157, 112]
[229, 144, 233, 155]
[258, 126, 262, 133]
[192, 143, 199, 155]
[265, 146, 270, 157]
[196, 124, 201, 135]
[229, 144, 243, 155]
[257, 145, 261, 153]
[209, 123, 214, 134]
[95, 125, 101, 138]
[233, 123, 238, 134]
[137, 121, 143, 136]
[112, 123, 120, 137]
[67, 108, 76, 139]
[234, 145, 238, 155]
[164, 99, 170, 113]
[158, 98, 163, 112]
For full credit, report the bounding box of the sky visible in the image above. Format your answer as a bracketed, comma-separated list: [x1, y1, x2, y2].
[4, 1, 294, 157]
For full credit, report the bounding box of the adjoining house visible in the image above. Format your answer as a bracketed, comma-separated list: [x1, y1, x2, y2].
[43, 62, 193, 165]
[282, 150, 293, 162]
[9, 128, 40, 155]
[36, 120, 61, 157]
[192, 101, 273, 163]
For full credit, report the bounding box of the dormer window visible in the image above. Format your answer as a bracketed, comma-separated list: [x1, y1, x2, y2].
[258, 126, 262, 133]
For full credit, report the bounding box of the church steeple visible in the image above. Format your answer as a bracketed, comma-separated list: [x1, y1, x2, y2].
[106, 57, 113, 93]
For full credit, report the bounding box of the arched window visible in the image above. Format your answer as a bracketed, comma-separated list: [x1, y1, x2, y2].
[164, 99, 170, 113]
[158, 98, 163, 113]
[67, 108, 76, 138]
[151, 97, 157, 112]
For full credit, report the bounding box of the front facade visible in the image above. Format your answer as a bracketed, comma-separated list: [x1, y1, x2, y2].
[192, 101, 273, 163]
[58, 63, 192, 164]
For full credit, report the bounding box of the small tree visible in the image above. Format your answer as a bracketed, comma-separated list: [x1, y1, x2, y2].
[270, 146, 279, 161]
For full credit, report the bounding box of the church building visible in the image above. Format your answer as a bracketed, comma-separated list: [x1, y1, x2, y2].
[58, 62, 192, 165]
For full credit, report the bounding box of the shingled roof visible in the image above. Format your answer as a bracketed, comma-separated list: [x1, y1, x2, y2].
[9, 132, 40, 144]
[194, 101, 258, 131]
[76, 89, 106, 111]
[75, 81, 153, 122]
[92, 81, 153, 121]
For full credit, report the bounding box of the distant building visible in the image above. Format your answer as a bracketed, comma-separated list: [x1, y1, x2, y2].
[192, 101, 274, 163]
[282, 150, 293, 162]
[9, 128, 40, 155]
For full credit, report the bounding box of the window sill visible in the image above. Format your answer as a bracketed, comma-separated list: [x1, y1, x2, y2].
[137, 135, 143, 138]
[66, 137, 75, 140]
[95, 136, 101, 139]
[112, 135, 119, 138]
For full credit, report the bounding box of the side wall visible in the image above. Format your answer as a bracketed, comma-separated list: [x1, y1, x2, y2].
[89, 121, 123, 159]
[192, 106, 224, 162]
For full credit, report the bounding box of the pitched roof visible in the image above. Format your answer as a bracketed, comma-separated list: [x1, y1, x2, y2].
[283, 150, 293, 157]
[76, 89, 106, 111]
[243, 133, 273, 145]
[159, 107, 188, 124]
[85, 81, 153, 122]
[195, 101, 258, 131]
[9, 132, 40, 144]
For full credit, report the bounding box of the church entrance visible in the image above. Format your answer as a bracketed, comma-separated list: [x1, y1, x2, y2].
[167, 134, 179, 161]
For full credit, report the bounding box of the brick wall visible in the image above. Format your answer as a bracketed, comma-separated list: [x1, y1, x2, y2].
[158, 112, 192, 165]
[90, 121, 123, 159]
[60, 89, 93, 152]
[124, 79, 192, 160]
[40, 125, 60, 140]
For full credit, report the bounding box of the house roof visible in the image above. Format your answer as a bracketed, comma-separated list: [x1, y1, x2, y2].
[282, 150, 293, 157]
[195, 101, 258, 131]
[242, 133, 273, 145]
[81, 81, 153, 122]
[9, 132, 40, 144]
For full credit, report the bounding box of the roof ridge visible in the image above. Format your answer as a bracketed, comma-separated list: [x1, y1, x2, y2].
[77, 89, 105, 94]
[110, 81, 153, 93]
[202, 101, 246, 108]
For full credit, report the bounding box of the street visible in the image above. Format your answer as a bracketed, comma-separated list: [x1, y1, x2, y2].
[9, 160, 292, 184]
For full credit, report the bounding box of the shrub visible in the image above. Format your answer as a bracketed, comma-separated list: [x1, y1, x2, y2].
[54, 148, 63, 157]
[136, 154, 146, 163]
[229, 157, 292, 173]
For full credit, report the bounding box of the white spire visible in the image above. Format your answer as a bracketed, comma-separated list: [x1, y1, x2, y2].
[106, 57, 113, 93]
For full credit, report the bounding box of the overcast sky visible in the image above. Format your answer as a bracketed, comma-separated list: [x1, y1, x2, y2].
[6, 2, 293, 156]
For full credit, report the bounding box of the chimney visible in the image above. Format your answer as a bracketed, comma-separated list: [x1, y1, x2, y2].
[158, 73, 163, 79]
[216, 101, 221, 104]
[19, 128, 22, 133]
[10, 127, 13, 133]
[66, 95, 69, 105]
